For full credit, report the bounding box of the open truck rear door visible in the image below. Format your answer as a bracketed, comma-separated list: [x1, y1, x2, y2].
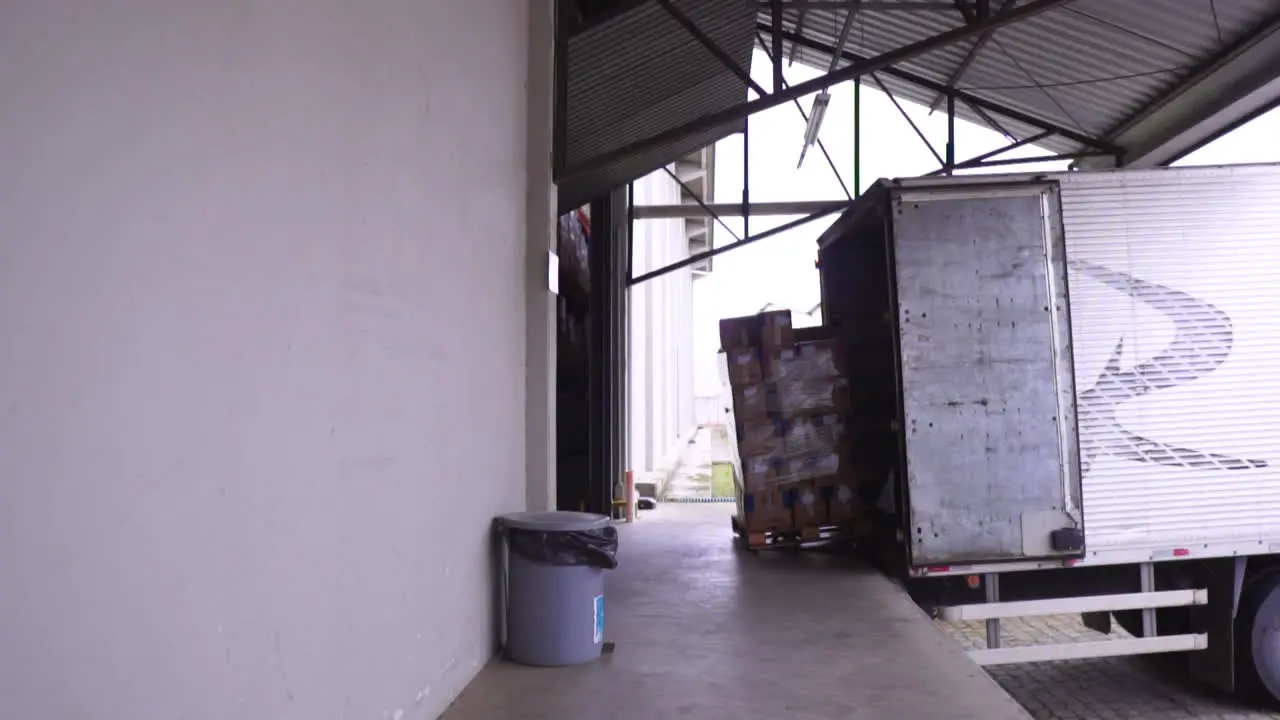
[888, 181, 1084, 567]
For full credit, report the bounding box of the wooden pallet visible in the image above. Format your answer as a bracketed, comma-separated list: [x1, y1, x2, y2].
[733, 519, 859, 551]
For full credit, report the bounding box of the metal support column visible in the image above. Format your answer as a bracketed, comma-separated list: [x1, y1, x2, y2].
[1140, 562, 1157, 638]
[946, 93, 956, 174]
[588, 188, 629, 517]
[552, 0, 571, 177]
[743, 117, 751, 240]
[770, 0, 784, 93]
[610, 187, 628, 519]
[985, 573, 1002, 649]
[854, 78, 861, 197]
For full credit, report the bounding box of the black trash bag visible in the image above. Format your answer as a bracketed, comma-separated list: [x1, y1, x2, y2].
[505, 526, 619, 570]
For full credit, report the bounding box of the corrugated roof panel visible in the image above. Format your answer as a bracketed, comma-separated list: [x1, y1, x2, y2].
[793, 6, 971, 84]
[558, 0, 756, 211]
[758, 0, 1280, 159]
[1065, 0, 1256, 56]
[973, 12, 1190, 132]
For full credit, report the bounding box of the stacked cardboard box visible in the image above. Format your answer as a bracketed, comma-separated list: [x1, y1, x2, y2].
[722, 311, 860, 536]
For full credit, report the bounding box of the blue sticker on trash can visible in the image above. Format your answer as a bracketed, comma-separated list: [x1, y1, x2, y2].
[593, 594, 605, 644]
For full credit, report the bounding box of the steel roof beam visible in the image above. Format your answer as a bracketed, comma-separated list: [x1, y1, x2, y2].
[754, 33, 853, 198]
[770, 0, 785, 91]
[1080, 9, 1280, 169]
[787, 7, 807, 65]
[871, 73, 945, 166]
[926, 130, 1051, 175]
[928, 0, 1016, 113]
[634, 200, 849, 219]
[628, 203, 846, 286]
[558, 0, 1074, 186]
[769, 24, 1119, 154]
[757, 1, 956, 9]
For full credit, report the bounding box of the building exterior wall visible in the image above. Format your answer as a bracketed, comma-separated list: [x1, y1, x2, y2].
[628, 169, 697, 480]
[0, 2, 541, 719]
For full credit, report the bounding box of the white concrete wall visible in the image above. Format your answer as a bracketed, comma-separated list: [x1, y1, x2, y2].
[628, 170, 697, 477]
[0, 2, 544, 719]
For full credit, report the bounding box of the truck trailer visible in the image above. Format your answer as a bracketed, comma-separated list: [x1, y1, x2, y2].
[814, 163, 1280, 702]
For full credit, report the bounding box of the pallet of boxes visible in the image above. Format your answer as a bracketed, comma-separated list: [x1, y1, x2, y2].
[722, 310, 864, 549]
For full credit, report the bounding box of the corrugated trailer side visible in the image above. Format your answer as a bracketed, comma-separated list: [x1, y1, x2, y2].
[1057, 165, 1280, 562]
[816, 164, 1280, 702]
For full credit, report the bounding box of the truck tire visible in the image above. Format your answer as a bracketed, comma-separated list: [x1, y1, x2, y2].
[1236, 568, 1280, 705]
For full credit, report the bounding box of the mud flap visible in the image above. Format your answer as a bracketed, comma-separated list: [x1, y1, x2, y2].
[1189, 556, 1246, 694]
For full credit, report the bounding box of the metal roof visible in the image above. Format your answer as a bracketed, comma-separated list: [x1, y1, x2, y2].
[554, 0, 1280, 210]
[770, 0, 1280, 159]
[556, 0, 755, 212]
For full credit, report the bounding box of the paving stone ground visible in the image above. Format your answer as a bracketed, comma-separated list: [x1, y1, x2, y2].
[937, 614, 1280, 719]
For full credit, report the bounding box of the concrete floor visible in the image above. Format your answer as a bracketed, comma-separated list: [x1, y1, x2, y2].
[443, 504, 1029, 719]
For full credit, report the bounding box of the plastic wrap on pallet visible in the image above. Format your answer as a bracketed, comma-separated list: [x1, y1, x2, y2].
[774, 377, 851, 412]
[739, 412, 845, 461]
[741, 453, 784, 489]
[791, 481, 825, 526]
[784, 451, 844, 482]
[782, 412, 845, 455]
[796, 340, 842, 377]
[740, 449, 847, 490]
[763, 340, 843, 383]
[736, 417, 786, 458]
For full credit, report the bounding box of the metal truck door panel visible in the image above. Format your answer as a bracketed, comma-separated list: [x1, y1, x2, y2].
[891, 183, 1082, 566]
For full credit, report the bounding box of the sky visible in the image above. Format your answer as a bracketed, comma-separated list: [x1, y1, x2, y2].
[668, 51, 1280, 396]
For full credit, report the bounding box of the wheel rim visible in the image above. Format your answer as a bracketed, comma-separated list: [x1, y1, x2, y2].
[1248, 571, 1280, 701]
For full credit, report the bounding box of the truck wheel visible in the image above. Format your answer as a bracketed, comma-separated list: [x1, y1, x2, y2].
[1236, 568, 1280, 705]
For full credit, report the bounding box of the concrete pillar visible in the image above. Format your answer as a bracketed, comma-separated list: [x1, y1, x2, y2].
[525, 0, 557, 511]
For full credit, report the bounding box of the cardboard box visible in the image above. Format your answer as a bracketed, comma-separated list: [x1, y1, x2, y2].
[737, 417, 785, 458]
[725, 348, 763, 386]
[784, 451, 847, 483]
[732, 383, 771, 421]
[788, 480, 827, 527]
[719, 315, 760, 351]
[760, 345, 793, 383]
[783, 412, 845, 455]
[795, 339, 844, 377]
[741, 454, 784, 491]
[758, 309, 795, 349]
[775, 377, 852, 412]
[766, 340, 843, 382]
[821, 476, 860, 525]
[741, 486, 793, 533]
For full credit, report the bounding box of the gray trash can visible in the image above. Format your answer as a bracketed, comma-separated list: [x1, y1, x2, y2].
[497, 511, 619, 667]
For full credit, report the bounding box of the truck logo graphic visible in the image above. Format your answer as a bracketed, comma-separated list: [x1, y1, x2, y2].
[1071, 260, 1267, 474]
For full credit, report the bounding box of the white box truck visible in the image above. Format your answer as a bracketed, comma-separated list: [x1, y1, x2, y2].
[816, 163, 1280, 702]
